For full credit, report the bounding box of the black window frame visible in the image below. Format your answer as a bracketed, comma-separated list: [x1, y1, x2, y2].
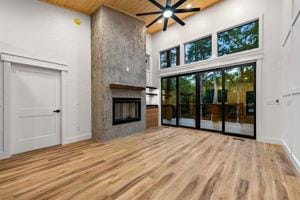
[184, 35, 212, 64]
[160, 46, 180, 69]
[161, 62, 257, 140]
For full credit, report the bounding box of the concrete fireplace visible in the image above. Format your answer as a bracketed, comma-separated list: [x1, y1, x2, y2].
[91, 6, 146, 141]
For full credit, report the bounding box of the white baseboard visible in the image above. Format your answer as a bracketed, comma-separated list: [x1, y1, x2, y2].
[0, 151, 11, 160]
[260, 137, 300, 174]
[260, 137, 283, 145]
[0, 133, 92, 160]
[281, 140, 292, 154]
[282, 140, 300, 174]
[63, 132, 92, 145]
[291, 154, 300, 173]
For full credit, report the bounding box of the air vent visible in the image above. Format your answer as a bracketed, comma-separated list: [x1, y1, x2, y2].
[232, 138, 245, 142]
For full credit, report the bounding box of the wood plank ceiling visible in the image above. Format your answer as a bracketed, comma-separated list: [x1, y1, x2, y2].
[41, 0, 222, 34]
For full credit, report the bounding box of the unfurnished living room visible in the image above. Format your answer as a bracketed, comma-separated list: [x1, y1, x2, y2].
[0, 0, 300, 199]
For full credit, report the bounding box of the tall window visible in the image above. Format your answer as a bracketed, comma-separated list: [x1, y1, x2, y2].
[178, 74, 196, 127]
[184, 36, 212, 64]
[218, 20, 259, 56]
[161, 77, 177, 125]
[160, 46, 180, 69]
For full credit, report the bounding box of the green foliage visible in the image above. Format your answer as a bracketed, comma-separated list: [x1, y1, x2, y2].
[218, 20, 259, 56]
[179, 75, 196, 117]
[160, 51, 168, 69]
[201, 71, 223, 103]
[185, 36, 212, 64]
[160, 47, 179, 69]
[161, 77, 177, 104]
[225, 65, 254, 90]
[179, 75, 196, 103]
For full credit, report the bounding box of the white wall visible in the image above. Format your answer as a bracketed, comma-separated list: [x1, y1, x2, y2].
[0, 0, 91, 153]
[151, 0, 284, 142]
[281, 0, 300, 171]
[146, 33, 160, 106]
[146, 33, 153, 87]
[0, 61, 3, 153]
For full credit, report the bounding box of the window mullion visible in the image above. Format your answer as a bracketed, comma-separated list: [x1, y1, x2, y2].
[167, 49, 171, 68]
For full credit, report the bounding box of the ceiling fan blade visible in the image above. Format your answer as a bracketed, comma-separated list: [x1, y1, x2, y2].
[166, 0, 171, 7]
[137, 11, 163, 16]
[172, 15, 185, 26]
[173, 0, 187, 8]
[146, 15, 163, 28]
[163, 17, 169, 31]
[175, 8, 201, 13]
[148, 0, 164, 10]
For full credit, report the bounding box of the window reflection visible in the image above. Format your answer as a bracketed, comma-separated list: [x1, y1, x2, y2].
[162, 77, 177, 125]
[200, 71, 223, 131]
[185, 36, 212, 64]
[218, 20, 259, 56]
[224, 65, 255, 136]
[160, 47, 180, 69]
[179, 75, 196, 127]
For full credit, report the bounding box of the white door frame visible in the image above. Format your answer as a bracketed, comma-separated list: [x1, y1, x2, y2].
[0, 53, 68, 159]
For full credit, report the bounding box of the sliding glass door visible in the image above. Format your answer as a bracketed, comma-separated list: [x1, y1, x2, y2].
[178, 74, 196, 128]
[161, 63, 256, 139]
[200, 70, 223, 131]
[161, 77, 177, 126]
[224, 64, 255, 137]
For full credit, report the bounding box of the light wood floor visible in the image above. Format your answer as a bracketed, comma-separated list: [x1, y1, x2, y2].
[0, 127, 299, 200]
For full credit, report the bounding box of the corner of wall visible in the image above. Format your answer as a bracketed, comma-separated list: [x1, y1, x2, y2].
[259, 137, 283, 145]
[0, 152, 11, 160]
[260, 136, 300, 174]
[64, 132, 92, 144]
[281, 139, 300, 174]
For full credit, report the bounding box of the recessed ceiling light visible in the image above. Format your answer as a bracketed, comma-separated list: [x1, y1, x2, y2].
[163, 9, 173, 18]
[186, 4, 192, 8]
[74, 18, 81, 25]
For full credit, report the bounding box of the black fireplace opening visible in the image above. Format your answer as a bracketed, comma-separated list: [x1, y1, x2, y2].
[113, 98, 141, 125]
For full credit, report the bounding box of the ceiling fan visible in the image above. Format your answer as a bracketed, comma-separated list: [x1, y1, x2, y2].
[136, 0, 201, 31]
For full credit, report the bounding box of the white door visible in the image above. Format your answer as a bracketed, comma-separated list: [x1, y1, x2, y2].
[11, 64, 61, 154]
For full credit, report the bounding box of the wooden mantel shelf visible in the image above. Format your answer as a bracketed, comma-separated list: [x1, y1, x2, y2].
[110, 83, 145, 90]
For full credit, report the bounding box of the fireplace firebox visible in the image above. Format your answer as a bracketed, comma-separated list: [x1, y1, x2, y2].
[113, 98, 141, 125]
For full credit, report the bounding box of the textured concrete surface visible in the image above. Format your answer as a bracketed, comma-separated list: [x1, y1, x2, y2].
[92, 6, 146, 141]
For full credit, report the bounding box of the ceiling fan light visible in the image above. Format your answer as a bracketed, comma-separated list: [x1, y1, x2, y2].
[186, 4, 192, 8]
[163, 9, 173, 18]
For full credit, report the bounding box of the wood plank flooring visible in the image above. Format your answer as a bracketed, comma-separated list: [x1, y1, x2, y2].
[0, 127, 299, 200]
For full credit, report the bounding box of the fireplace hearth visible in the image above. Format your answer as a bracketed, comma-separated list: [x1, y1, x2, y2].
[113, 98, 141, 125]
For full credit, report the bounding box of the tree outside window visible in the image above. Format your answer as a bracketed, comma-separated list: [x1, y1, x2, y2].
[185, 36, 212, 64]
[218, 20, 259, 56]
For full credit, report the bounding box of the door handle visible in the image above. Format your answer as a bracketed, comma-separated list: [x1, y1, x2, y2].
[53, 110, 61, 113]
